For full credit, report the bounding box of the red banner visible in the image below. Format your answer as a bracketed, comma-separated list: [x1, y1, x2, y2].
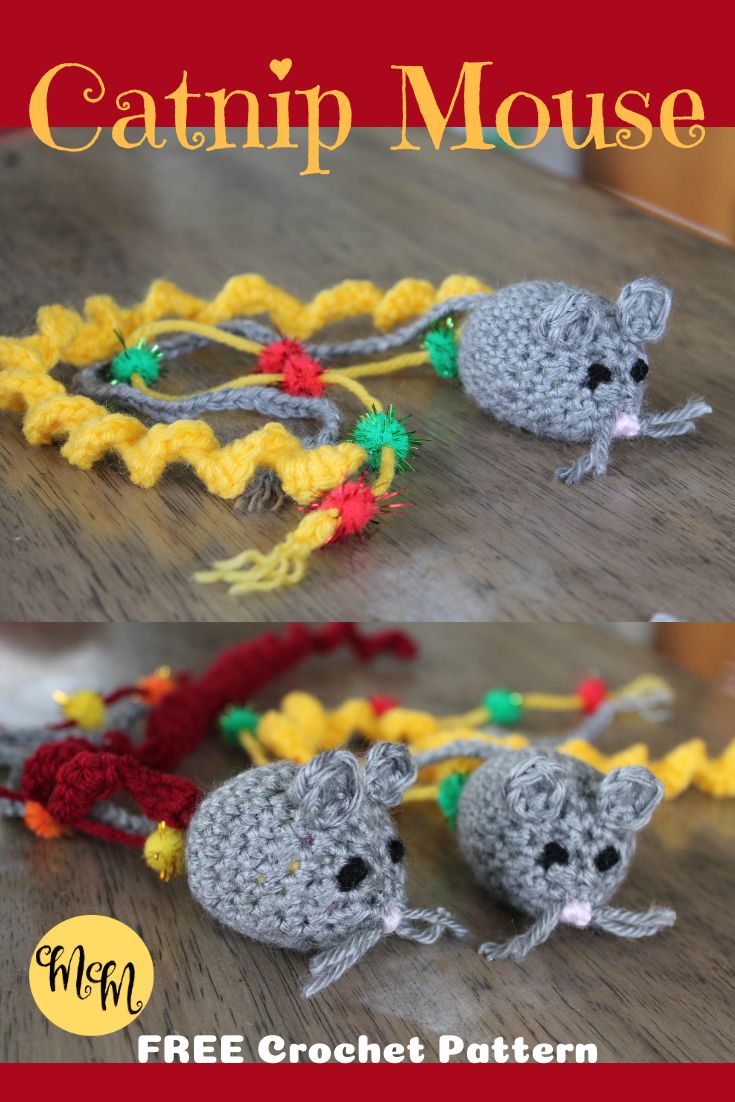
[1, 1, 732, 127]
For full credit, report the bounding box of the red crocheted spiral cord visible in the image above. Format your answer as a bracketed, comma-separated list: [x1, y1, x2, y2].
[0, 784, 23, 803]
[136, 622, 417, 770]
[15, 623, 417, 849]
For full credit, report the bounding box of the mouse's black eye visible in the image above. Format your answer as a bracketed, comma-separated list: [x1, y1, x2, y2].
[337, 856, 370, 891]
[631, 359, 648, 383]
[539, 841, 569, 871]
[388, 838, 404, 863]
[585, 363, 612, 391]
[595, 845, 620, 872]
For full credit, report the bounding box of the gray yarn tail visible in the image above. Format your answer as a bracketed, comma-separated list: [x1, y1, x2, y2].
[237, 469, 285, 513]
[555, 417, 615, 486]
[640, 398, 712, 438]
[551, 684, 673, 747]
[303, 295, 490, 360]
[396, 906, 468, 944]
[592, 905, 676, 938]
[479, 906, 562, 962]
[303, 924, 384, 998]
[412, 739, 506, 771]
[412, 686, 672, 768]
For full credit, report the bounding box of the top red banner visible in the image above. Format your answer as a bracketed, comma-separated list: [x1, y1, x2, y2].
[1, 0, 732, 130]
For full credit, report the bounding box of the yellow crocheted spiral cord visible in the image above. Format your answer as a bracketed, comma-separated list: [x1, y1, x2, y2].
[229, 686, 735, 801]
[0, 274, 486, 595]
[0, 275, 486, 490]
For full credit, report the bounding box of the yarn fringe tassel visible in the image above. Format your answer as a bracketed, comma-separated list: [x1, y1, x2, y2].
[194, 509, 341, 594]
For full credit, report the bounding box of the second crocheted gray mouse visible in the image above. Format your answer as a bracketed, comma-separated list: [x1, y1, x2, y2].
[186, 742, 467, 996]
[413, 741, 675, 962]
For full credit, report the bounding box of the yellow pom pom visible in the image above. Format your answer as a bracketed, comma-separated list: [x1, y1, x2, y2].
[54, 689, 106, 731]
[144, 822, 186, 881]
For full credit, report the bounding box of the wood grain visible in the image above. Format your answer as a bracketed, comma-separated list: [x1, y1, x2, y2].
[1, 130, 734, 621]
[1, 623, 733, 1062]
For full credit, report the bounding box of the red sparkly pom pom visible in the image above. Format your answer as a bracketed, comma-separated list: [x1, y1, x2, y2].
[369, 695, 400, 716]
[316, 478, 379, 541]
[256, 339, 325, 397]
[577, 677, 609, 714]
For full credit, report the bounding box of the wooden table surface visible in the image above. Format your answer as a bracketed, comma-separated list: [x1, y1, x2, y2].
[1, 623, 733, 1062]
[1, 130, 734, 621]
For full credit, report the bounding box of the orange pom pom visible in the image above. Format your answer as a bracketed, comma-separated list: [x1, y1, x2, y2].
[137, 667, 175, 706]
[23, 801, 69, 839]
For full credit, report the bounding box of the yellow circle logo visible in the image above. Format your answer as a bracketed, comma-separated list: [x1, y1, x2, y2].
[29, 915, 154, 1036]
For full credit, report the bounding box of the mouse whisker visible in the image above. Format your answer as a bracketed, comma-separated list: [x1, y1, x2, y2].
[639, 398, 712, 438]
[479, 905, 563, 963]
[591, 904, 677, 938]
[396, 906, 468, 944]
[303, 923, 384, 998]
[555, 418, 615, 485]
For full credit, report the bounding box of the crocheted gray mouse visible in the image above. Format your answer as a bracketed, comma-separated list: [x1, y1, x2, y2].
[303, 276, 712, 484]
[186, 742, 466, 996]
[413, 741, 675, 962]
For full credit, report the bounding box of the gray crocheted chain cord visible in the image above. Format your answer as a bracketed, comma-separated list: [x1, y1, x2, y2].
[303, 295, 489, 360]
[74, 366, 342, 446]
[412, 737, 676, 963]
[186, 743, 467, 997]
[119, 296, 484, 362]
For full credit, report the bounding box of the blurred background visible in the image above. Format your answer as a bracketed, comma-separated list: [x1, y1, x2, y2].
[2, 126, 733, 246]
[0, 621, 734, 728]
[488, 127, 735, 247]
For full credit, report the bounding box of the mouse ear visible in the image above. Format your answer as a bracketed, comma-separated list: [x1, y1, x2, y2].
[294, 750, 363, 829]
[597, 766, 663, 831]
[503, 756, 566, 821]
[616, 278, 672, 343]
[537, 289, 602, 348]
[363, 742, 417, 806]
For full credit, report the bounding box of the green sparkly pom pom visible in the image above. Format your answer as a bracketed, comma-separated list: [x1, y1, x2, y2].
[437, 771, 471, 830]
[219, 704, 260, 746]
[351, 405, 420, 472]
[423, 318, 458, 378]
[110, 337, 163, 385]
[483, 688, 524, 726]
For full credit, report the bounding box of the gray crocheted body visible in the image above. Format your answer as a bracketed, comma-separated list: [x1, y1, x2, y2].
[459, 281, 655, 444]
[458, 749, 641, 914]
[413, 741, 676, 962]
[186, 744, 466, 995]
[457, 278, 711, 483]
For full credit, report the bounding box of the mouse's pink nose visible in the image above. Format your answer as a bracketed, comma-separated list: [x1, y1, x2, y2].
[383, 905, 402, 934]
[613, 412, 641, 438]
[560, 900, 592, 927]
